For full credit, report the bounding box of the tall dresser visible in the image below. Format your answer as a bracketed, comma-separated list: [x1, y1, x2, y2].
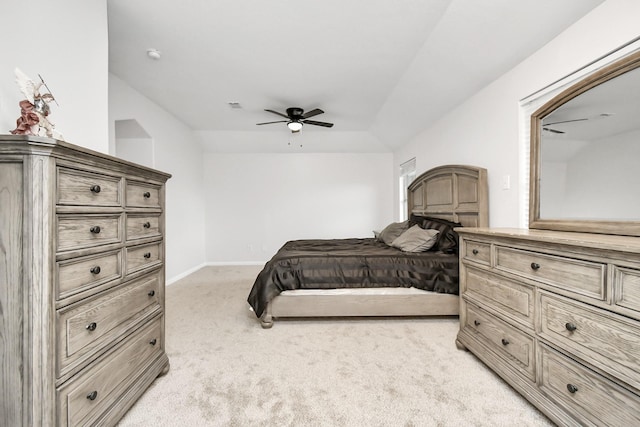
[0, 135, 171, 426]
[456, 227, 640, 426]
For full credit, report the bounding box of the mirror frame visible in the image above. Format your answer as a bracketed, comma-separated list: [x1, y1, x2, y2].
[529, 50, 640, 236]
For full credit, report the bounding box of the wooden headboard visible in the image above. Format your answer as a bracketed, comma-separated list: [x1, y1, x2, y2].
[407, 165, 488, 227]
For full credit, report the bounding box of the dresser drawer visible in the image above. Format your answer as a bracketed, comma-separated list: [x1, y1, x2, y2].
[57, 166, 122, 207]
[463, 240, 491, 266]
[57, 214, 123, 252]
[539, 292, 640, 391]
[57, 250, 122, 300]
[126, 242, 162, 275]
[464, 302, 535, 380]
[614, 265, 640, 316]
[463, 267, 534, 328]
[56, 274, 161, 377]
[126, 181, 161, 208]
[539, 344, 640, 427]
[57, 317, 163, 427]
[126, 214, 161, 241]
[495, 246, 605, 300]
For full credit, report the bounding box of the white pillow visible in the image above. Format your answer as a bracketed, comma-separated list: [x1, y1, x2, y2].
[391, 225, 439, 252]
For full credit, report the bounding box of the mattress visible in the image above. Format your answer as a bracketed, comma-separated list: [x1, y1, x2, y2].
[247, 238, 459, 317]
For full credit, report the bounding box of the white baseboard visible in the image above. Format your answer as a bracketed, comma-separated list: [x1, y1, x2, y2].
[166, 261, 266, 286]
[205, 261, 266, 266]
[166, 263, 207, 286]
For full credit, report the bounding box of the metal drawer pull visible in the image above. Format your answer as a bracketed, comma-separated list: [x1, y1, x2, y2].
[565, 322, 577, 332]
[472, 249, 479, 255]
[90, 266, 101, 275]
[143, 221, 151, 228]
[530, 262, 540, 270]
[143, 191, 151, 198]
[90, 185, 101, 193]
[86, 322, 97, 331]
[473, 320, 480, 326]
[148, 290, 155, 297]
[144, 252, 152, 259]
[90, 226, 101, 234]
[566, 384, 578, 394]
[150, 338, 157, 346]
[501, 338, 510, 346]
[86, 390, 98, 401]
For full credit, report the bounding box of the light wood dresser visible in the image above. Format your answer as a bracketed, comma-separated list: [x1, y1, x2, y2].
[0, 135, 171, 426]
[456, 227, 640, 426]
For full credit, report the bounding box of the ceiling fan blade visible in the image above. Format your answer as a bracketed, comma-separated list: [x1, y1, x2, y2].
[543, 127, 564, 134]
[256, 120, 288, 125]
[302, 119, 334, 128]
[264, 109, 290, 119]
[544, 118, 588, 126]
[302, 108, 324, 119]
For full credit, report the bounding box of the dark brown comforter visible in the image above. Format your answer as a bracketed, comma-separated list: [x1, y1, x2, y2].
[247, 238, 459, 318]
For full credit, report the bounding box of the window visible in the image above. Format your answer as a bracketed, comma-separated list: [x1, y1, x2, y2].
[398, 158, 416, 221]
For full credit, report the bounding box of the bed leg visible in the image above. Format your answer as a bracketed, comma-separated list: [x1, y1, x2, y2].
[260, 304, 274, 328]
[260, 312, 273, 329]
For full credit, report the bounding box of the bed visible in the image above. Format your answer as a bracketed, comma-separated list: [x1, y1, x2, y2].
[247, 164, 488, 328]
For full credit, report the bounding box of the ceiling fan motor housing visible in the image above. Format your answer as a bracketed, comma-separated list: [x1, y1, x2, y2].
[286, 107, 305, 120]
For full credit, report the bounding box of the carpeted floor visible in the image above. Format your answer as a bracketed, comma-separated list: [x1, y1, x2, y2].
[117, 265, 553, 426]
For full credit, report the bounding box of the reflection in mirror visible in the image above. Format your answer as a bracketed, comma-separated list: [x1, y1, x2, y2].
[539, 65, 640, 220]
[530, 50, 640, 236]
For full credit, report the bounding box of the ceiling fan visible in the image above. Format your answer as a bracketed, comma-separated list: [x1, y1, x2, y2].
[542, 113, 611, 134]
[542, 118, 588, 134]
[257, 107, 334, 133]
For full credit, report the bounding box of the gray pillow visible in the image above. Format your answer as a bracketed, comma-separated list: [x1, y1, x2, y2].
[391, 225, 439, 252]
[377, 220, 409, 245]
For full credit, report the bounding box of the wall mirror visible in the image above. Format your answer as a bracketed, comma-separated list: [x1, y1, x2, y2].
[529, 50, 640, 236]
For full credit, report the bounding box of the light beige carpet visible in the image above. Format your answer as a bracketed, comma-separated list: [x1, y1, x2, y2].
[118, 265, 553, 427]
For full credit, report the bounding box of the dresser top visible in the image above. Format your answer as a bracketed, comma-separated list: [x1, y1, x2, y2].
[457, 227, 640, 253]
[0, 134, 171, 180]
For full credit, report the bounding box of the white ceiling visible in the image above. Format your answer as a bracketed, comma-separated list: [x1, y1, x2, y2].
[107, 0, 604, 153]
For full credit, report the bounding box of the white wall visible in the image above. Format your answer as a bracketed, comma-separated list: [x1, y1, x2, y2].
[0, 1, 109, 152]
[561, 130, 640, 219]
[109, 74, 206, 282]
[393, 0, 640, 228]
[6, 0, 635, 277]
[204, 152, 394, 263]
[114, 136, 154, 168]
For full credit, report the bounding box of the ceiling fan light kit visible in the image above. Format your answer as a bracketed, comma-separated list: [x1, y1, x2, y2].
[257, 107, 334, 133]
[287, 121, 303, 132]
